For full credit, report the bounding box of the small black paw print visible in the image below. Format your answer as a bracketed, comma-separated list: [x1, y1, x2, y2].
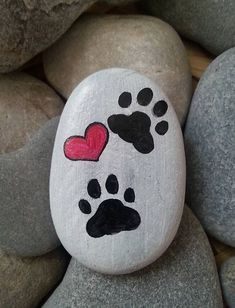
[108, 88, 169, 154]
[78, 174, 141, 238]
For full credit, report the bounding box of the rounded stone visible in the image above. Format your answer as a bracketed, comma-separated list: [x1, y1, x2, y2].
[0, 1, 139, 73]
[0, 247, 70, 308]
[0, 0, 96, 73]
[184, 48, 235, 247]
[0, 117, 61, 256]
[145, 0, 235, 55]
[43, 14, 192, 125]
[50, 68, 185, 275]
[0, 72, 63, 154]
[220, 257, 235, 307]
[44, 207, 223, 308]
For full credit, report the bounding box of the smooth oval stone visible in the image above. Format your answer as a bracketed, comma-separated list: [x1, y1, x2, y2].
[44, 207, 223, 308]
[50, 68, 185, 274]
[185, 48, 235, 247]
[43, 14, 192, 125]
[220, 257, 235, 307]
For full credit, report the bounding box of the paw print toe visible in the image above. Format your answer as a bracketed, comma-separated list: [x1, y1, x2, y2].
[79, 199, 91, 214]
[124, 188, 135, 203]
[137, 87, 153, 106]
[155, 120, 169, 135]
[87, 178, 101, 199]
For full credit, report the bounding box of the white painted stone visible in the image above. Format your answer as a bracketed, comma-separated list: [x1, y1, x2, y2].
[50, 68, 186, 275]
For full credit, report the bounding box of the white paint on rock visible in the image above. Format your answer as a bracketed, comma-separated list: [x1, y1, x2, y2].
[50, 68, 186, 275]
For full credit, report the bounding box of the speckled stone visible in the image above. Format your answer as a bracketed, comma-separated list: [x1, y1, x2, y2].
[145, 0, 235, 55]
[0, 72, 63, 154]
[44, 207, 223, 308]
[0, 247, 70, 308]
[43, 14, 192, 125]
[0, 117, 61, 256]
[185, 48, 235, 247]
[220, 257, 235, 307]
[0, 0, 138, 73]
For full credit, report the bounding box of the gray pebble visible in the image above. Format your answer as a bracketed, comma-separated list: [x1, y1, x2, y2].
[0, 247, 70, 308]
[44, 207, 223, 308]
[144, 0, 235, 55]
[0, 117, 61, 256]
[220, 257, 235, 308]
[185, 48, 235, 247]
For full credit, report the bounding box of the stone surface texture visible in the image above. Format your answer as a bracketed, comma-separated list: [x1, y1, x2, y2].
[0, 247, 69, 308]
[0, 72, 63, 154]
[43, 14, 192, 125]
[50, 68, 186, 274]
[44, 207, 223, 308]
[220, 257, 235, 308]
[0, 0, 95, 73]
[0, 117, 61, 256]
[145, 0, 235, 55]
[0, 0, 139, 73]
[185, 48, 235, 247]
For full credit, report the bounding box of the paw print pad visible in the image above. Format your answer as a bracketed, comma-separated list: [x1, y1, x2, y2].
[78, 174, 141, 238]
[108, 88, 169, 154]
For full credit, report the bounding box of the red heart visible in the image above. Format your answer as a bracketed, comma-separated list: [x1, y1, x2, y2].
[64, 123, 109, 161]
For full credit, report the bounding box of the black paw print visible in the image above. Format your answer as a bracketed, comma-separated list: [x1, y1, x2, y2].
[108, 88, 169, 154]
[78, 174, 141, 238]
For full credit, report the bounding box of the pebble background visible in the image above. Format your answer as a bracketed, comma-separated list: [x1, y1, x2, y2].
[0, 1, 234, 307]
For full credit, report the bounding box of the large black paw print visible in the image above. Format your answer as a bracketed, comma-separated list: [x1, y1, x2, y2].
[78, 174, 141, 238]
[108, 88, 169, 154]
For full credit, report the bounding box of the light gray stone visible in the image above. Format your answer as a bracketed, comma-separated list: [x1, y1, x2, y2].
[0, 247, 70, 308]
[50, 68, 185, 274]
[184, 48, 235, 247]
[44, 207, 223, 308]
[0, 117, 61, 256]
[144, 0, 235, 55]
[43, 14, 192, 125]
[220, 257, 235, 308]
[0, 0, 138, 73]
[0, 72, 63, 154]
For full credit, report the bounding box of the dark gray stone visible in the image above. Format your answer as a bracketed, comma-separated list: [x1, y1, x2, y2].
[0, 117, 61, 256]
[220, 257, 235, 308]
[0, 0, 138, 73]
[44, 207, 223, 308]
[184, 48, 235, 247]
[145, 0, 235, 55]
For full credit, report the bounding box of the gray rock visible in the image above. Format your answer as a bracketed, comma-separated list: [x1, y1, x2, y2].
[0, 0, 138, 73]
[144, 0, 235, 55]
[0, 247, 70, 308]
[0, 72, 63, 154]
[43, 14, 192, 125]
[220, 257, 235, 308]
[184, 48, 235, 247]
[0, 117, 61, 256]
[0, 0, 96, 73]
[44, 207, 223, 308]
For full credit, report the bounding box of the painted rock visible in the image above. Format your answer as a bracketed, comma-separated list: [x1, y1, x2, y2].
[50, 68, 186, 274]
